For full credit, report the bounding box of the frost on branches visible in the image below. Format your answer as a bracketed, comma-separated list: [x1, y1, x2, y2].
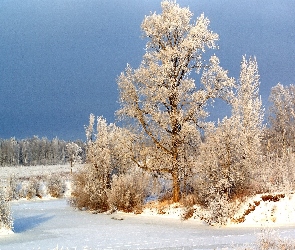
[0, 187, 13, 232]
[117, 0, 234, 202]
[68, 0, 295, 226]
[66, 142, 82, 174]
[70, 115, 148, 212]
[267, 83, 295, 155]
[71, 116, 114, 211]
[195, 57, 264, 225]
[261, 83, 295, 193]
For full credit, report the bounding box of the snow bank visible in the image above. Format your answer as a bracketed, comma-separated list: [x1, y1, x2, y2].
[142, 202, 184, 218]
[0, 228, 14, 236]
[141, 193, 295, 228]
[231, 193, 295, 227]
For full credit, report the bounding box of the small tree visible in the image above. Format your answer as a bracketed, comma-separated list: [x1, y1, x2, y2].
[66, 142, 82, 174]
[117, 0, 234, 202]
[267, 83, 295, 155]
[196, 56, 264, 224]
[232, 56, 264, 169]
[71, 115, 135, 211]
[72, 116, 113, 211]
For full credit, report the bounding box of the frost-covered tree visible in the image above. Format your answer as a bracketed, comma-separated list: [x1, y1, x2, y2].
[77, 116, 113, 210]
[195, 57, 264, 224]
[66, 142, 82, 174]
[71, 115, 135, 211]
[0, 187, 13, 231]
[232, 56, 263, 170]
[267, 83, 295, 155]
[85, 113, 95, 144]
[0, 137, 86, 166]
[117, 0, 234, 202]
[260, 83, 295, 192]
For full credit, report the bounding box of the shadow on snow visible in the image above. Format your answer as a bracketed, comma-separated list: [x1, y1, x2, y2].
[13, 214, 55, 233]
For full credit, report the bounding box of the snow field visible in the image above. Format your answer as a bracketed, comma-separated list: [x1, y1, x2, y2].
[1, 199, 295, 249]
[142, 194, 295, 228]
[1, 165, 295, 249]
[0, 199, 258, 249]
[0, 164, 82, 180]
[0, 164, 81, 201]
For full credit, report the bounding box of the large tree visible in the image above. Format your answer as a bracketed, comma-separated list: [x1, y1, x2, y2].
[117, 0, 234, 202]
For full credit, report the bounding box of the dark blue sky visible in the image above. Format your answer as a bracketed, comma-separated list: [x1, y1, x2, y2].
[1, 0, 294, 140]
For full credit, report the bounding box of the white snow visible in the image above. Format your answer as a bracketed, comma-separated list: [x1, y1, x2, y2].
[231, 193, 295, 227]
[0, 198, 294, 249]
[0, 228, 14, 236]
[0, 164, 82, 180]
[1, 166, 295, 248]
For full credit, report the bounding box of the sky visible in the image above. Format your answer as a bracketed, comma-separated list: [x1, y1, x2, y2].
[0, 0, 294, 141]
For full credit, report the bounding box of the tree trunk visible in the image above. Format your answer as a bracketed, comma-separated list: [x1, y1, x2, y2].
[170, 89, 181, 203]
[172, 169, 180, 202]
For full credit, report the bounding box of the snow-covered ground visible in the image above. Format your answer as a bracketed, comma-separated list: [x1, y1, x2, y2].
[1, 166, 295, 249]
[231, 193, 295, 227]
[0, 199, 294, 250]
[0, 164, 82, 180]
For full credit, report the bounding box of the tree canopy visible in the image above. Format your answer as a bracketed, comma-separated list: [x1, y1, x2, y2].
[117, 0, 234, 202]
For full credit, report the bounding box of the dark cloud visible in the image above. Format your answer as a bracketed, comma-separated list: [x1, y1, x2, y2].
[0, 0, 294, 140]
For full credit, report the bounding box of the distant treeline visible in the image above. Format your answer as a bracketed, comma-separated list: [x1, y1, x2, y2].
[0, 136, 86, 166]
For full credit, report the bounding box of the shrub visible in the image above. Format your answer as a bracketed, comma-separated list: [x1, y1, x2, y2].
[69, 171, 89, 209]
[181, 207, 195, 221]
[26, 177, 40, 199]
[47, 174, 66, 198]
[0, 187, 13, 231]
[70, 166, 109, 211]
[107, 171, 149, 213]
[199, 194, 241, 226]
[180, 194, 198, 207]
[7, 174, 21, 200]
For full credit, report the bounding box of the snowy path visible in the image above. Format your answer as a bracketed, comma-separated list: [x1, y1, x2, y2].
[0, 199, 295, 250]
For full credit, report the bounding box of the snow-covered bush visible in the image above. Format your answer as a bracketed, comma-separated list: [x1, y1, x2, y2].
[26, 177, 41, 199]
[195, 117, 252, 225]
[107, 171, 150, 213]
[71, 115, 138, 212]
[201, 194, 241, 226]
[71, 116, 151, 213]
[69, 170, 90, 209]
[70, 116, 115, 211]
[0, 187, 13, 231]
[258, 153, 295, 194]
[47, 174, 66, 198]
[5, 173, 67, 200]
[7, 174, 21, 200]
[70, 166, 109, 211]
